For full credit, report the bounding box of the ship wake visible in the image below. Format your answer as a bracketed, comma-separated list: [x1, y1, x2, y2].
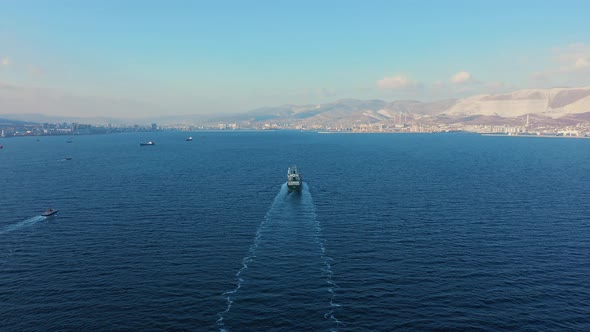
[301, 183, 344, 329]
[216, 183, 289, 331]
[0, 216, 47, 235]
[217, 182, 343, 331]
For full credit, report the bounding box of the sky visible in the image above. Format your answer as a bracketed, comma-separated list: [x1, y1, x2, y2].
[1, 0, 590, 118]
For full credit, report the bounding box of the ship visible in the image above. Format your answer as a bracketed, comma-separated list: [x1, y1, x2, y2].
[186, 136, 193, 141]
[287, 166, 302, 192]
[42, 208, 58, 217]
[140, 141, 155, 146]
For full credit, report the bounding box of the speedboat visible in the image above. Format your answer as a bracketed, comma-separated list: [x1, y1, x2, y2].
[140, 141, 155, 146]
[287, 166, 302, 192]
[42, 208, 58, 217]
[186, 136, 193, 141]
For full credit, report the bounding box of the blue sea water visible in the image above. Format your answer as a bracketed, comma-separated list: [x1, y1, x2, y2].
[1, 131, 590, 331]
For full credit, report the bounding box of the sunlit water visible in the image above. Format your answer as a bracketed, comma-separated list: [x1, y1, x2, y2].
[1, 131, 590, 330]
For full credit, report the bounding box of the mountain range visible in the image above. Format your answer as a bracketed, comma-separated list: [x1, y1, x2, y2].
[2, 86, 590, 127]
[231, 86, 590, 128]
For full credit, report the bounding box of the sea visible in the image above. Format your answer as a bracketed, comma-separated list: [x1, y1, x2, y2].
[1, 131, 590, 331]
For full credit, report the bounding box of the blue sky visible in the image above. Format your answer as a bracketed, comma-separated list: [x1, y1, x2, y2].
[1, 0, 590, 117]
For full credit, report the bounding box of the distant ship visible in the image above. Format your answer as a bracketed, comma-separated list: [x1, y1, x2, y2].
[66, 138, 73, 143]
[287, 166, 302, 192]
[140, 141, 155, 146]
[186, 136, 193, 141]
[42, 208, 58, 217]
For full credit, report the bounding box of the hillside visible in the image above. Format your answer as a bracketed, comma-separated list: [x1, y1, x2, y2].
[3, 86, 590, 127]
[446, 87, 590, 118]
[236, 86, 590, 127]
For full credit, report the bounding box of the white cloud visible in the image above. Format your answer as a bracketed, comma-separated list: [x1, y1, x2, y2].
[574, 57, 589, 69]
[377, 75, 418, 89]
[557, 43, 590, 72]
[319, 87, 337, 98]
[450, 71, 473, 84]
[28, 65, 45, 77]
[0, 81, 165, 119]
[375, 71, 510, 100]
[485, 81, 506, 90]
[529, 43, 590, 87]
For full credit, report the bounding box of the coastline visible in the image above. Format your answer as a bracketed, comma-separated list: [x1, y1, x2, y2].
[480, 133, 590, 139]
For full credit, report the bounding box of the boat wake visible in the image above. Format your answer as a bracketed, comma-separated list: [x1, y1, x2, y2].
[301, 183, 345, 329]
[216, 183, 289, 331]
[0, 216, 47, 235]
[217, 182, 343, 331]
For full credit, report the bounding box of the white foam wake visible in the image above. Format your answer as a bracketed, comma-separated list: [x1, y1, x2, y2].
[216, 183, 288, 331]
[0, 216, 47, 235]
[302, 183, 345, 330]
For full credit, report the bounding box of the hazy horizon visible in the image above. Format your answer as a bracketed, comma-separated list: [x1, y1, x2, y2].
[1, 0, 590, 118]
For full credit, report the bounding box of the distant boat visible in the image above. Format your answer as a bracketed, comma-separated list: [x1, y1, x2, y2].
[186, 136, 193, 141]
[64, 157, 72, 160]
[140, 141, 155, 146]
[0, 145, 3, 149]
[66, 139, 73, 143]
[287, 165, 302, 192]
[42, 208, 58, 217]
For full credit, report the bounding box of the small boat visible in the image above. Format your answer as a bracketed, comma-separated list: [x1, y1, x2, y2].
[64, 157, 73, 160]
[140, 141, 155, 146]
[66, 138, 73, 143]
[287, 166, 302, 192]
[186, 136, 193, 141]
[42, 208, 58, 217]
[0, 145, 3, 149]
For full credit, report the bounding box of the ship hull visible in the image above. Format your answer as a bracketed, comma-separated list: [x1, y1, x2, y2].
[287, 183, 302, 192]
[42, 210, 58, 217]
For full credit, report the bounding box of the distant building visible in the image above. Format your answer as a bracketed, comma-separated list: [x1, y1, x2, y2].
[151, 123, 158, 131]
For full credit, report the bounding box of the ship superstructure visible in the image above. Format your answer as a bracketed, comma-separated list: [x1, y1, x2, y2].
[287, 166, 302, 192]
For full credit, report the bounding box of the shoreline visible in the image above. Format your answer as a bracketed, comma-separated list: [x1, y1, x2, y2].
[3, 130, 588, 139]
[480, 133, 590, 139]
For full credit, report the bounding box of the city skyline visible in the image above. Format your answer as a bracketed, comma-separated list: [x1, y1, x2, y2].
[1, 0, 590, 117]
